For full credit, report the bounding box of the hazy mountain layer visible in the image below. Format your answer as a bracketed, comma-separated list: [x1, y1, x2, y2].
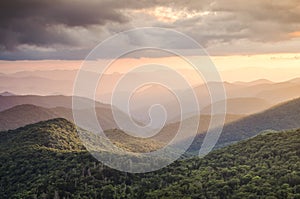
[190, 97, 300, 152]
[0, 103, 131, 131]
[201, 97, 271, 115]
[0, 95, 109, 111]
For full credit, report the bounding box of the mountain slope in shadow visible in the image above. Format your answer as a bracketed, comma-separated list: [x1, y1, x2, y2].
[0, 103, 131, 132]
[189, 97, 300, 152]
[201, 97, 271, 115]
[0, 104, 72, 132]
[0, 95, 146, 131]
[153, 114, 244, 144]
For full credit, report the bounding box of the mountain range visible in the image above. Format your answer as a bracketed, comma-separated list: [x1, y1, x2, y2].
[1, 70, 300, 121]
[1, 96, 300, 151]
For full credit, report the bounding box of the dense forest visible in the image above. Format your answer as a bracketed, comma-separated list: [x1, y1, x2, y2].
[0, 118, 300, 198]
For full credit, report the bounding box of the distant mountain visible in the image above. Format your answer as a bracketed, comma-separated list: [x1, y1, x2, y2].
[221, 66, 300, 83]
[154, 114, 244, 143]
[0, 104, 71, 132]
[190, 97, 300, 152]
[0, 103, 130, 131]
[201, 97, 271, 115]
[288, 77, 300, 84]
[0, 70, 201, 100]
[0, 75, 73, 95]
[129, 84, 184, 123]
[0, 94, 110, 111]
[130, 82, 247, 122]
[10, 70, 77, 81]
[256, 84, 300, 104]
[140, 79, 300, 121]
[0, 91, 15, 96]
[229, 81, 300, 105]
[227, 81, 297, 97]
[1, 118, 299, 198]
[234, 79, 274, 86]
[1, 69, 300, 121]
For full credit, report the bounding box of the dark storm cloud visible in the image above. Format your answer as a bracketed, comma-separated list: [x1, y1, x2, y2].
[0, 0, 172, 51]
[0, 0, 134, 50]
[0, 0, 300, 59]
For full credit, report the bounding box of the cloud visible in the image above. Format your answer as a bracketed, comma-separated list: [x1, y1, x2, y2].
[173, 0, 300, 42]
[0, 0, 133, 51]
[0, 0, 300, 59]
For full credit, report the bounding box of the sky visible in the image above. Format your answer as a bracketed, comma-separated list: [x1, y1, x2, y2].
[0, 0, 300, 82]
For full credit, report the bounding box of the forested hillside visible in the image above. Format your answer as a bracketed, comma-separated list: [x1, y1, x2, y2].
[0, 119, 299, 198]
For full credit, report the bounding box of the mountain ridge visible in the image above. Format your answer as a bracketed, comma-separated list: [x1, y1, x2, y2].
[189, 97, 300, 152]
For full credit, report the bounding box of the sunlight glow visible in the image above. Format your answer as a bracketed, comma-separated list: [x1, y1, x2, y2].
[141, 6, 210, 22]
